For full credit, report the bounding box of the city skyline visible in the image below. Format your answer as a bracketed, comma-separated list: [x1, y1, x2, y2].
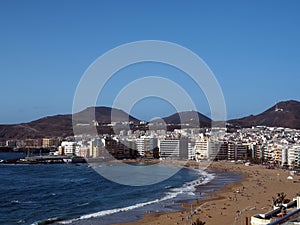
[1, 1, 300, 124]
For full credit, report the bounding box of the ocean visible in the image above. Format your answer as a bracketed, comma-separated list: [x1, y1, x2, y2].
[0, 152, 240, 225]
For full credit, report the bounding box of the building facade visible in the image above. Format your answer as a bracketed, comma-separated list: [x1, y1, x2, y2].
[159, 138, 188, 159]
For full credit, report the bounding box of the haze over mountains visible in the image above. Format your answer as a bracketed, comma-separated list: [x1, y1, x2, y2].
[0, 100, 299, 140]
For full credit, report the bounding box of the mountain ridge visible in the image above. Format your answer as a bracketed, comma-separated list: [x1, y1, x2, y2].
[158, 110, 211, 127]
[229, 100, 300, 129]
[1, 100, 300, 140]
[0, 107, 139, 140]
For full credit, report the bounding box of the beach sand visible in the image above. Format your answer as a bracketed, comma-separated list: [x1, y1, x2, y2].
[114, 161, 300, 225]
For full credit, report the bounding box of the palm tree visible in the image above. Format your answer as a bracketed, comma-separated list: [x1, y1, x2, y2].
[192, 218, 206, 225]
[272, 192, 289, 206]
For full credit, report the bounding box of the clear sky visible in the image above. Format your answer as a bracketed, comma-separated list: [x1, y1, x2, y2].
[0, 0, 299, 124]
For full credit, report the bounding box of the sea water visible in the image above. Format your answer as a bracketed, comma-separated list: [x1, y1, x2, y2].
[0, 152, 240, 225]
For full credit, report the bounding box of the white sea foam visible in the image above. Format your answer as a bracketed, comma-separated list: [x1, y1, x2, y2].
[171, 168, 215, 196]
[59, 192, 178, 224]
[59, 167, 215, 224]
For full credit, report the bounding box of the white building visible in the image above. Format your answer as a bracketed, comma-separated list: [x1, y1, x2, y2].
[188, 142, 195, 160]
[288, 145, 300, 166]
[87, 139, 105, 158]
[136, 137, 157, 156]
[159, 139, 188, 159]
[61, 141, 77, 155]
[194, 138, 209, 160]
[194, 139, 228, 161]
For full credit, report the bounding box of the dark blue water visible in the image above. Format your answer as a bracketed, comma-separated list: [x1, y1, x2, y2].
[0, 153, 240, 225]
[0, 152, 47, 160]
[0, 152, 27, 160]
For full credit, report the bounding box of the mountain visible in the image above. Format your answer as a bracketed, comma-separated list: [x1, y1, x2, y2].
[1, 100, 300, 140]
[159, 110, 212, 127]
[0, 115, 73, 140]
[0, 107, 139, 140]
[73, 106, 140, 124]
[229, 100, 300, 129]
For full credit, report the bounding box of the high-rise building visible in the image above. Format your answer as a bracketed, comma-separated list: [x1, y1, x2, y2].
[88, 139, 104, 158]
[209, 141, 228, 160]
[228, 142, 248, 160]
[194, 139, 228, 161]
[194, 138, 209, 160]
[103, 137, 137, 159]
[136, 137, 158, 156]
[188, 141, 195, 160]
[159, 138, 188, 159]
[288, 145, 300, 166]
[281, 147, 288, 166]
[273, 144, 284, 164]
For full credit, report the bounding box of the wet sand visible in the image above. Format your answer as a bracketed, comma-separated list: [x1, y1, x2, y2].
[115, 161, 300, 225]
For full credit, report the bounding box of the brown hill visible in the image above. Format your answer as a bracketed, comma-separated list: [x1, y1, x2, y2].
[160, 110, 212, 127]
[0, 115, 73, 140]
[1, 100, 299, 140]
[73, 106, 140, 124]
[0, 107, 139, 140]
[229, 100, 300, 129]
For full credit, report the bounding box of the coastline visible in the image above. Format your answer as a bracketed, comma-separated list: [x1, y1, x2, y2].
[2, 154, 300, 225]
[61, 161, 228, 225]
[113, 161, 300, 225]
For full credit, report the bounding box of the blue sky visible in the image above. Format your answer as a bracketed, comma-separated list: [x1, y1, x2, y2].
[0, 0, 299, 123]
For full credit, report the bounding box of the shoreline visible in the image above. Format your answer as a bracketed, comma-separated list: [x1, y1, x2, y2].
[2, 155, 300, 225]
[62, 162, 228, 225]
[113, 161, 300, 225]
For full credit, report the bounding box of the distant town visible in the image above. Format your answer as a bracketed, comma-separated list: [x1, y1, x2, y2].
[1, 120, 300, 167]
[1, 100, 300, 165]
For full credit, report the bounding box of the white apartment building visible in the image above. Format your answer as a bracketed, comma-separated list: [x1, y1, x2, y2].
[194, 139, 228, 161]
[61, 141, 77, 155]
[272, 144, 284, 164]
[159, 139, 188, 159]
[136, 137, 157, 156]
[288, 145, 300, 166]
[194, 138, 209, 160]
[188, 142, 195, 160]
[87, 139, 105, 158]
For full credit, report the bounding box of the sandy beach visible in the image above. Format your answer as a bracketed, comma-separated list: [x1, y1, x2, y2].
[115, 161, 300, 225]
